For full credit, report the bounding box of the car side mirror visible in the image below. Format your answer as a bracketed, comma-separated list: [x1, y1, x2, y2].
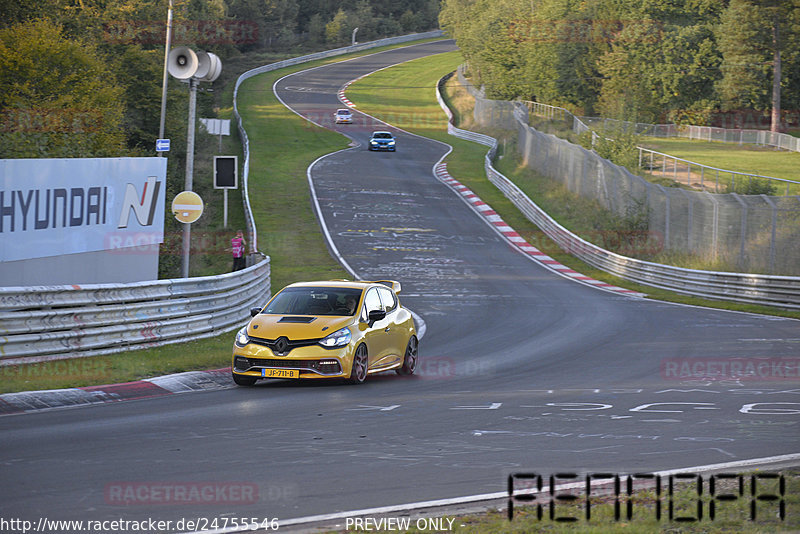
[367, 309, 386, 325]
[250, 307, 262, 317]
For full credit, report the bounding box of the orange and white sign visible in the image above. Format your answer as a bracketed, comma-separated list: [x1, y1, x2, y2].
[172, 191, 204, 223]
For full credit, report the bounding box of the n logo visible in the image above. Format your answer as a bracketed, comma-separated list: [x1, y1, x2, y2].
[118, 176, 161, 228]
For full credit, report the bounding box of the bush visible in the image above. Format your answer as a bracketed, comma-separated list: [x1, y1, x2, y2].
[725, 176, 777, 195]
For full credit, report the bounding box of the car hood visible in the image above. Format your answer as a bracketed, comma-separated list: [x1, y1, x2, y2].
[247, 314, 355, 340]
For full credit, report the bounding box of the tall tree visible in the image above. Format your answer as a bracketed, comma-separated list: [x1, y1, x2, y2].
[325, 8, 348, 45]
[0, 19, 125, 158]
[716, 0, 800, 132]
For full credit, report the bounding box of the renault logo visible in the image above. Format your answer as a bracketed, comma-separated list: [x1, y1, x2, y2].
[274, 336, 289, 355]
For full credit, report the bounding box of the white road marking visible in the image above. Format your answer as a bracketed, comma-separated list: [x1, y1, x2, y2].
[452, 403, 503, 410]
[348, 405, 401, 411]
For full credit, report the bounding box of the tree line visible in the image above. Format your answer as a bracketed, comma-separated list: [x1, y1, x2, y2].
[439, 0, 800, 132]
[0, 0, 440, 159]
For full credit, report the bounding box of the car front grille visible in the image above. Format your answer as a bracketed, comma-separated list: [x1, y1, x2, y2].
[234, 356, 342, 376]
[248, 335, 322, 356]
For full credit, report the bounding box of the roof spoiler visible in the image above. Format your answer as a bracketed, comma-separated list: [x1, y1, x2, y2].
[374, 280, 401, 294]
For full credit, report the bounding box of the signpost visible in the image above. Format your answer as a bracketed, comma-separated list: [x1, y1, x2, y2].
[213, 156, 238, 228]
[172, 191, 204, 224]
[200, 118, 231, 151]
[156, 138, 170, 152]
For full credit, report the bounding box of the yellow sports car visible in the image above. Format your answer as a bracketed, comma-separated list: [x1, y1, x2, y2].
[231, 280, 418, 386]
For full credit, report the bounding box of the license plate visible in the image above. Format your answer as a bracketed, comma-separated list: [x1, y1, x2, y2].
[262, 368, 300, 379]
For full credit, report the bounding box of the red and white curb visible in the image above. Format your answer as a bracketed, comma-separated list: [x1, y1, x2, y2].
[434, 163, 646, 298]
[338, 78, 360, 108]
[0, 368, 233, 416]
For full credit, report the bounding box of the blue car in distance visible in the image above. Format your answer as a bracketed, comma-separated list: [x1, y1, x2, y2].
[368, 131, 396, 151]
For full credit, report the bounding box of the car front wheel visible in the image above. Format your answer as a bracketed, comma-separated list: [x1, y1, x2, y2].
[396, 336, 418, 376]
[349, 344, 368, 384]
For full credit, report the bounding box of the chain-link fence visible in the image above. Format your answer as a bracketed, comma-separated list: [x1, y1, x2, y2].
[582, 116, 799, 194]
[456, 68, 800, 275]
[581, 116, 800, 153]
[636, 147, 797, 196]
[580, 116, 679, 137]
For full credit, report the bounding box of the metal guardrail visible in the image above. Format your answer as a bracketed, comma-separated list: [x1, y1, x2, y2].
[437, 74, 800, 309]
[0, 259, 271, 366]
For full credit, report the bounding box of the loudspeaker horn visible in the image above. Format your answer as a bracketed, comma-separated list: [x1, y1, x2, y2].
[198, 52, 222, 82]
[194, 51, 212, 80]
[167, 47, 199, 80]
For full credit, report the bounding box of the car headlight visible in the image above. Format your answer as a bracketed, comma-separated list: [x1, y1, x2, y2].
[235, 326, 250, 347]
[370, 140, 378, 144]
[319, 327, 351, 348]
[388, 140, 395, 145]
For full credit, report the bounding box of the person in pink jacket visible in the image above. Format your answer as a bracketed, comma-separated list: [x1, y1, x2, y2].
[230, 230, 247, 271]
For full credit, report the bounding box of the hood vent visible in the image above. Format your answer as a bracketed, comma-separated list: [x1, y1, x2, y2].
[278, 316, 317, 323]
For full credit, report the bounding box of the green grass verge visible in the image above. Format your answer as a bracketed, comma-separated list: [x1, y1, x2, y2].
[345, 51, 800, 322]
[0, 337, 235, 394]
[0, 38, 447, 395]
[334, 469, 800, 533]
[640, 136, 800, 195]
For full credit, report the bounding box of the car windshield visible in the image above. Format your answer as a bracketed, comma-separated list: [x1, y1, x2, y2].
[263, 287, 363, 316]
[372, 132, 393, 139]
[337, 110, 350, 115]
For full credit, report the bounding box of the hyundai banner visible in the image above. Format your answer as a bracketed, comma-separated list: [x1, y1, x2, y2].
[0, 158, 167, 262]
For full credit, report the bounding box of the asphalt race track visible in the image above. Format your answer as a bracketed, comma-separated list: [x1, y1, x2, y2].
[2, 40, 799, 531]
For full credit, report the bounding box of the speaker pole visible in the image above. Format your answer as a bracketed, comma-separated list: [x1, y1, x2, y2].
[181, 76, 197, 278]
[158, 0, 173, 158]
